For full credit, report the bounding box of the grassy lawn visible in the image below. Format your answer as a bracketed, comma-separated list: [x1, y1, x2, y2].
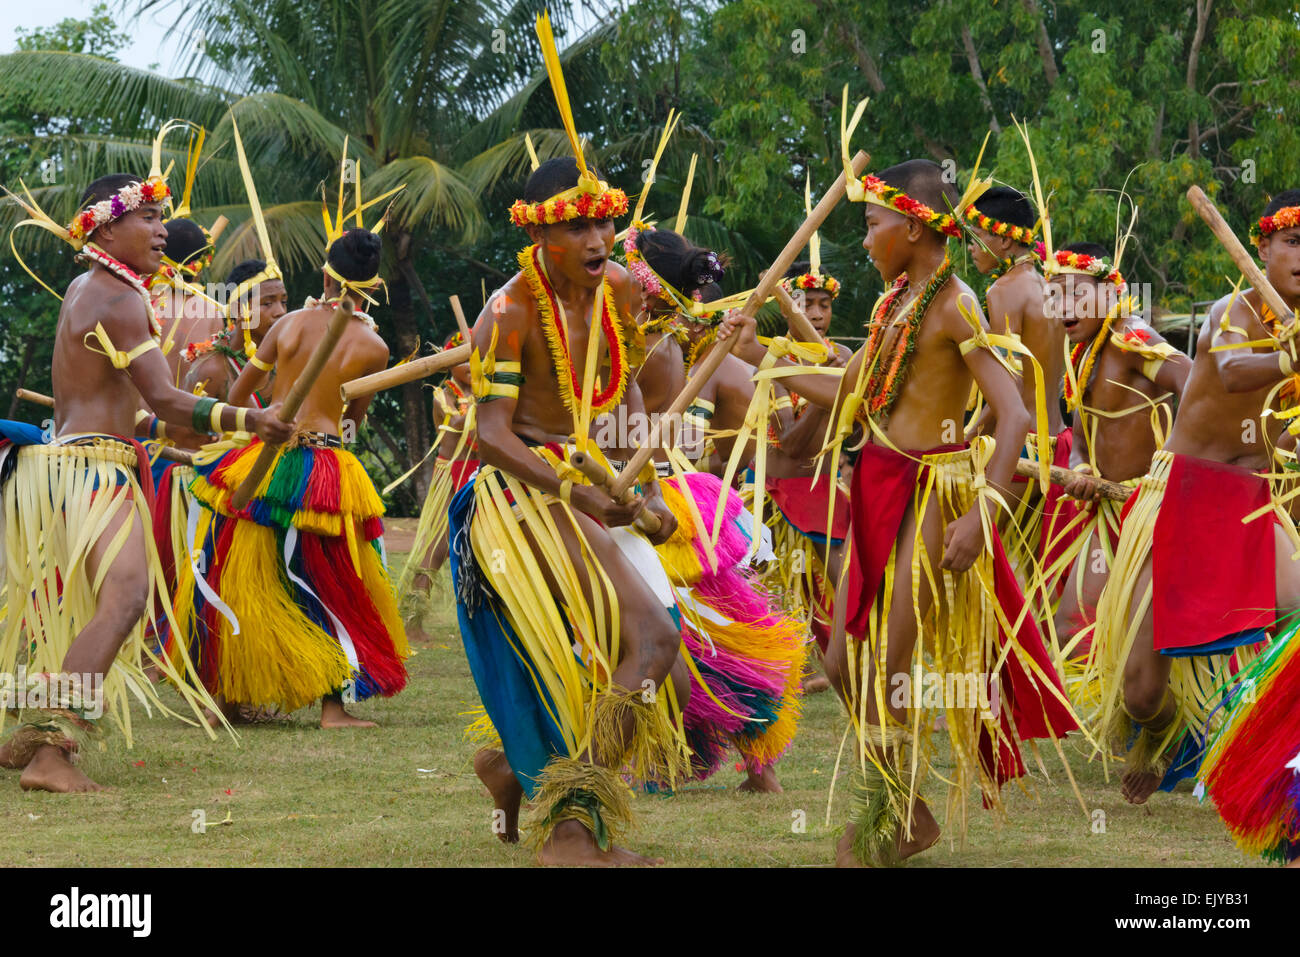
[0, 548, 1258, 868]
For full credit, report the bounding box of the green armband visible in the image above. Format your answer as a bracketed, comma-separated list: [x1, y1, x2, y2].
[192, 396, 219, 434]
[476, 362, 525, 404]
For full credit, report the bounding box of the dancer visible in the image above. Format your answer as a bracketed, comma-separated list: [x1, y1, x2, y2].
[0, 170, 291, 792]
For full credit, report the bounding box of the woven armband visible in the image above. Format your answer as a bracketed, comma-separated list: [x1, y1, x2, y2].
[477, 361, 524, 403]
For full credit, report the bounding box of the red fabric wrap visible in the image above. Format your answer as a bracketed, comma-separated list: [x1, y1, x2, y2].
[450, 458, 481, 493]
[766, 475, 850, 541]
[1037, 428, 1081, 589]
[1150, 454, 1276, 653]
[844, 443, 960, 636]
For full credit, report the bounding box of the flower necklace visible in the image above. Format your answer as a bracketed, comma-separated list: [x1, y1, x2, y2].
[518, 244, 628, 417]
[988, 252, 1039, 284]
[1064, 302, 1122, 413]
[79, 243, 163, 339]
[686, 328, 717, 372]
[1262, 303, 1300, 404]
[860, 253, 953, 417]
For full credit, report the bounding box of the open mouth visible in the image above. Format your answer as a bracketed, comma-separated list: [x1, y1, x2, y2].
[583, 255, 606, 276]
[1062, 317, 1079, 331]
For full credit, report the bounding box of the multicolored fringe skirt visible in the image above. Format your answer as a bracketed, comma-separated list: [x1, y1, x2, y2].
[449, 445, 689, 849]
[1088, 451, 1274, 789]
[657, 471, 805, 780]
[1200, 617, 1300, 863]
[842, 438, 1079, 859]
[0, 435, 221, 749]
[174, 437, 409, 713]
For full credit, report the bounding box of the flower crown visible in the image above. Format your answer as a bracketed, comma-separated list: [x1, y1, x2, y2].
[509, 185, 629, 227]
[1250, 205, 1300, 247]
[963, 204, 1036, 246]
[780, 272, 841, 299]
[68, 177, 171, 241]
[1049, 249, 1125, 289]
[859, 174, 962, 238]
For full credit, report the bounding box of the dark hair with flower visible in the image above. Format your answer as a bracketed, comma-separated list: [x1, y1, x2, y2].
[70, 174, 170, 241]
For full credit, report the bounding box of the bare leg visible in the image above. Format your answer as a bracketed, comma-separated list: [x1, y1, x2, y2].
[522, 505, 682, 866]
[737, 762, 782, 793]
[1117, 554, 1174, 805]
[21, 501, 150, 793]
[828, 500, 944, 865]
[474, 748, 523, 843]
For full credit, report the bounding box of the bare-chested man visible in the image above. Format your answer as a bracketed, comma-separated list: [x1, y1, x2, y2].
[0, 172, 291, 793]
[964, 186, 1066, 570]
[453, 156, 686, 866]
[720, 159, 1076, 866]
[1091, 190, 1300, 806]
[174, 227, 409, 730]
[1046, 242, 1190, 648]
[767, 260, 852, 669]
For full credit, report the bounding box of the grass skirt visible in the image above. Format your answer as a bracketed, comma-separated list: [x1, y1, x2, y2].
[0, 438, 220, 744]
[174, 439, 408, 712]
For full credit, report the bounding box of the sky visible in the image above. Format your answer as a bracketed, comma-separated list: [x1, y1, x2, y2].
[1, 0, 194, 75]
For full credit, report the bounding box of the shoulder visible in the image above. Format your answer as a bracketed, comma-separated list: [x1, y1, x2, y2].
[934, 275, 984, 338]
[1109, 316, 1175, 360]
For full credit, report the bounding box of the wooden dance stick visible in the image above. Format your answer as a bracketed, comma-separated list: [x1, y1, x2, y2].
[568, 450, 662, 535]
[772, 283, 826, 345]
[230, 298, 354, 509]
[16, 387, 52, 408]
[14, 389, 195, 464]
[208, 214, 229, 244]
[449, 295, 473, 342]
[609, 149, 872, 499]
[1013, 458, 1131, 503]
[1187, 185, 1294, 322]
[340, 343, 472, 401]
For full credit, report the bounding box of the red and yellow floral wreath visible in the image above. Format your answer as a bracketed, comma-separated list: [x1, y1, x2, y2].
[1050, 250, 1125, 289]
[508, 186, 629, 227]
[1250, 205, 1300, 247]
[963, 204, 1036, 246]
[780, 271, 841, 299]
[860, 174, 962, 238]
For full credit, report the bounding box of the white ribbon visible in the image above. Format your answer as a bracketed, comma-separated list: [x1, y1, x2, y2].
[284, 526, 361, 675]
[187, 499, 241, 635]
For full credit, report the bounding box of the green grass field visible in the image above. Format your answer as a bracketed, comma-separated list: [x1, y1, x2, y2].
[0, 546, 1259, 868]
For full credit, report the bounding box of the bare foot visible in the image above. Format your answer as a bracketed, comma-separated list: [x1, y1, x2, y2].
[320, 699, 378, 729]
[835, 799, 941, 866]
[802, 674, 830, 694]
[736, 763, 783, 793]
[1120, 767, 1162, 805]
[474, 748, 522, 843]
[537, 819, 662, 867]
[19, 745, 104, 793]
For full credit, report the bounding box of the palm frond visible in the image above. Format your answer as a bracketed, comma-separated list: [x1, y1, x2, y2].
[207, 200, 326, 279]
[0, 51, 227, 135]
[367, 157, 486, 242]
[459, 128, 574, 195]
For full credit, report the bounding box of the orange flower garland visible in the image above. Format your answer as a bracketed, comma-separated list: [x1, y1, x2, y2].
[861, 254, 954, 416]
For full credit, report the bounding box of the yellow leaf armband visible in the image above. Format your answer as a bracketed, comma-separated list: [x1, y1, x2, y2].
[249, 354, 274, 372]
[83, 322, 160, 369]
[474, 360, 523, 403]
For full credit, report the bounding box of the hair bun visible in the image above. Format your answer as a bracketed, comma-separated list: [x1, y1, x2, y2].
[688, 249, 725, 287]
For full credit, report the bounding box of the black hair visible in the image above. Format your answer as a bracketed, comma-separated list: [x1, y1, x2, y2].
[522, 157, 607, 204]
[636, 228, 727, 298]
[969, 185, 1035, 232]
[1263, 190, 1300, 218]
[227, 258, 268, 288]
[326, 228, 382, 282]
[1059, 241, 1111, 261]
[698, 282, 723, 304]
[875, 159, 959, 219]
[78, 173, 146, 210]
[785, 260, 811, 279]
[163, 217, 209, 266]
